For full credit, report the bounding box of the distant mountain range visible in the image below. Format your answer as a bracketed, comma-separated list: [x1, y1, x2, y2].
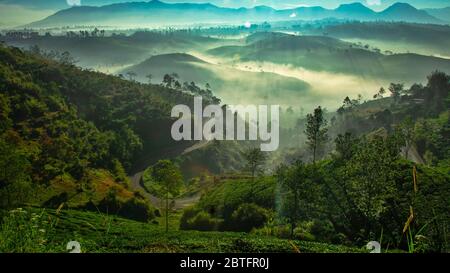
[25, 1, 449, 28]
[425, 7, 450, 22]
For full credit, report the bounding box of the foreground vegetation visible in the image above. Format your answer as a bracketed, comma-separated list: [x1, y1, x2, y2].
[0, 208, 365, 253]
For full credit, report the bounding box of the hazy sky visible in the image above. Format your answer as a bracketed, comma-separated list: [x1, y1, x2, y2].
[0, 0, 449, 10]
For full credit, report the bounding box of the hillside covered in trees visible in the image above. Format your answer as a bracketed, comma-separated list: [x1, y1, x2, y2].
[0, 43, 202, 219]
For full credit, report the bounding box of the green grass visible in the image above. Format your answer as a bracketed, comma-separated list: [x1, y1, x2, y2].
[12, 208, 365, 253]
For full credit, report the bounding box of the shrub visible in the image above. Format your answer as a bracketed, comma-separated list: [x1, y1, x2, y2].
[180, 207, 200, 230]
[120, 197, 155, 222]
[86, 189, 154, 222]
[154, 209, 161, 217]
[229, 203, 270, 232]
[310, 220, 338, 243]
[293, 227, 316, 242]
[229, 238, 257, 253]
[180, 207, 222, 231]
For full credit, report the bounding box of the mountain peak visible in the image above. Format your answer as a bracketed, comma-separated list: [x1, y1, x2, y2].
[384, 2, 417, 12]
[336, 2, 372, 12]
[380, 2, 440, 23]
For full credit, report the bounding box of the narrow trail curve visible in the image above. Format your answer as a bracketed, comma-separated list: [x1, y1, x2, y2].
[128, 141, 210, 210]
[130, 168, 201, 210]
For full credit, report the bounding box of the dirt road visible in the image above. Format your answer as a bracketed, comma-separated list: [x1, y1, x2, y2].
[128, 142, 210, 210]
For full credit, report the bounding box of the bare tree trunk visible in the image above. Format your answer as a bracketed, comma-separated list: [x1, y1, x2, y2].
[313, 144, 317, 164]
[165, 191, 169, 233]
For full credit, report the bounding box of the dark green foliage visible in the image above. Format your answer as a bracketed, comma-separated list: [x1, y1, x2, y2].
[149, 160, 184, 198]
[0, 138, 32, 209]
[86, 189, 154, 222]
[180, 209, 222, 232]
[305, 136, 449, 250]
[229, 203, 270, 232]
[180, 207, 201, 230]
[305, 106, 328, 163]
[0, 44, 193, 218]
[120, 197, 155, 222]
[197, 177, 276, 223]
[181, 177, 276, 232]
[276, 161, 319, 237]
[43, 192, 69, 208]
[334, 132, 360, 161]
[0, 43, 193, 179]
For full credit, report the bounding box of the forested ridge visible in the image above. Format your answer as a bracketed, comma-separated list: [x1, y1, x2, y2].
[0, 44, 195, 215]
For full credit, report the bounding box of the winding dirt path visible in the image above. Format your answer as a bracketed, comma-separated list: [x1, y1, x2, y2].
[130, 169, 201, 210]
[128, 142, 210, 210]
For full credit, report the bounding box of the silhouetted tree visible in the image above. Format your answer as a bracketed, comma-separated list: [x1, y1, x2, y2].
[305, 106, 328, 163]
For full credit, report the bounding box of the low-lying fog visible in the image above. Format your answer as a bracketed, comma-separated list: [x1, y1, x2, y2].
[190, 51, 389, 112]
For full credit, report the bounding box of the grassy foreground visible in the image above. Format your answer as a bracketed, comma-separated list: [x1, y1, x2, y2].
[2, 208, 366, 253]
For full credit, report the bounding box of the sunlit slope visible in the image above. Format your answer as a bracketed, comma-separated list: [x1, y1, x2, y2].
[208, 33, 450, 84]
[121, 53, 312, 106]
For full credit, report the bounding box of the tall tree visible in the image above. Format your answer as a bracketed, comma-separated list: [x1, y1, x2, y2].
[126, 71, 137, 81]
[244, 148, 267, 180]
[305, 106, 328, 163]
[373, 87, 386, 99]
[342, 136, 399, 239]
[396, 117, 416, 159]
[276, 161, 316, 237]
[151, 160, 183, 232]
[145, 74, 152, 84]
[389, 83, 404, 104]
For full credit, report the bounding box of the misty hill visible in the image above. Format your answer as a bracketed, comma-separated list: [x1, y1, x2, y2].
[310, 22, 450, 57]
[208, 33, 450, 83]
[333, 2, 376, 19]
[120, 52, 312, 106]
[379, 3, 438, 22]
[2, 31, 221, 68]
[26, 1, 443, 28]
[424, 7, 450, 22]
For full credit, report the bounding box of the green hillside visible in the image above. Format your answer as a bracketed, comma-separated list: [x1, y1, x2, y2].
[0, 44, 198, 219]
